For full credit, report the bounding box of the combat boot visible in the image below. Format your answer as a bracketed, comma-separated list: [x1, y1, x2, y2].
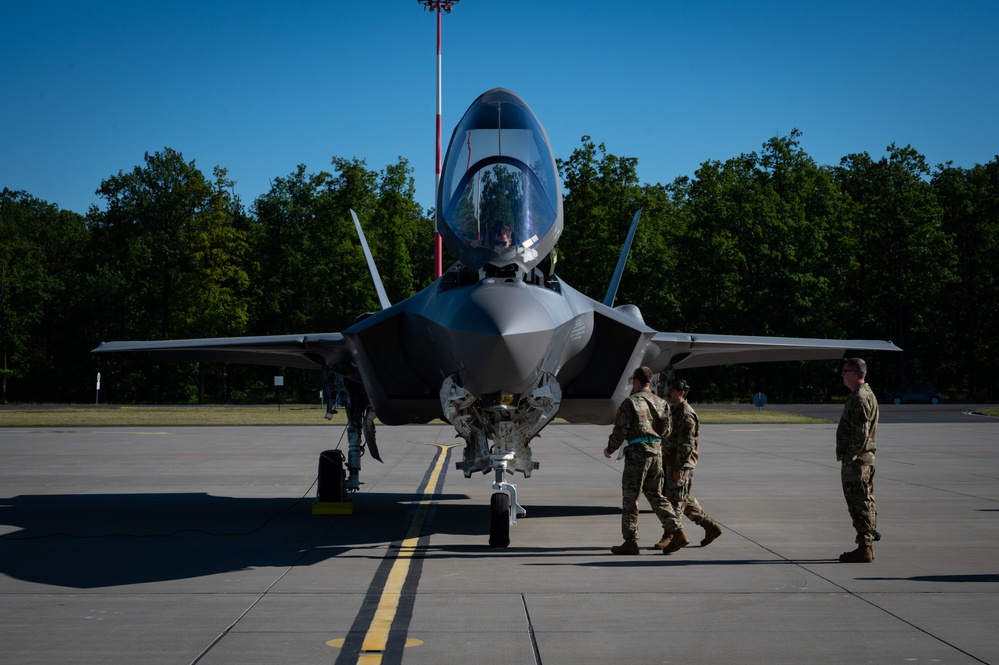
[653, 530, 673, 550]
[611, 539, 640, 555]
[662, 529, 689, 554]
[698, 517, 723, 547]
[839, 542, 875, 563]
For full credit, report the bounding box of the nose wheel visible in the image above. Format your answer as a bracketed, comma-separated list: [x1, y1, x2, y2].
[489, 458, 527, 548]
[489, 492, 511, 548]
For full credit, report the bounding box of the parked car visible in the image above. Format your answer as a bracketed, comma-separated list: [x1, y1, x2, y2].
[884, 384, 942, 405]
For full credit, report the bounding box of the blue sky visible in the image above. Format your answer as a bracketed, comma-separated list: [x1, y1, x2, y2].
[3, 1, 997, 216]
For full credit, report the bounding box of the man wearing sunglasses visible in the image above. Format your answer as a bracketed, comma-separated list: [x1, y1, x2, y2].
[836, 358, 879, 563]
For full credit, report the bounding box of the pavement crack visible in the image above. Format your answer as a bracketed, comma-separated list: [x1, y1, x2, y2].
[522, 594, 543, 665]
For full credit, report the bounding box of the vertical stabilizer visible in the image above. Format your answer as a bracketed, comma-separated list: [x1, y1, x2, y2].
[602, 210, 642, 307]
[350, 209, 392, 310]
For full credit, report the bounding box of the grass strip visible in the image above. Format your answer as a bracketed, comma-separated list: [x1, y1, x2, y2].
[0, 405, 828, 427]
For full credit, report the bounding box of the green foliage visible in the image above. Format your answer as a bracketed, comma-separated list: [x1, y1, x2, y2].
[82, 149, 252, 402]
[248, 156, 431, 334]
[369, 158, 432, 301]
[246, 156, 431, 400]
[185, 167, 251, 338]
[659, 132, 868, 400]
[670, 131, 843, 339]
[558, 133, 995, 402]
[833, 145, 953, 391]
[2, 136, 997, 404]
[932, 158, 999, 398]
[1, 189, 89, 402]
[557, 137, 652, 302]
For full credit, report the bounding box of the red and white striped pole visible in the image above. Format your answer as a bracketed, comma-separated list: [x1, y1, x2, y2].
[419, 0, 459, 279]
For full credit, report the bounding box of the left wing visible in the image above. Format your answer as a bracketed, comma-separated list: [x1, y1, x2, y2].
[648, 332, 901, 371]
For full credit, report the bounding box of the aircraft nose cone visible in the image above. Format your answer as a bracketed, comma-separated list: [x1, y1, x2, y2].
[444, 279, 555, 395]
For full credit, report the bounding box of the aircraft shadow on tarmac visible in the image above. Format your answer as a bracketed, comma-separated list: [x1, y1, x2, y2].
[857, 574, 999, 583]
[427, 502, 620, 538]
[0, 491, 618, 588]
[528, 557, 846, 569]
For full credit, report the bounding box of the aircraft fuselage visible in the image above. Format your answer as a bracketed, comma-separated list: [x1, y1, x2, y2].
[343, 263, 656, 427]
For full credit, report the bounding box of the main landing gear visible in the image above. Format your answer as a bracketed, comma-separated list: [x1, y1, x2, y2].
[314, 371, 381, 513]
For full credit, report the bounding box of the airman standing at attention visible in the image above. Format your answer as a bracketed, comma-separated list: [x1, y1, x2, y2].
[603, 367, 683, 555]
[836, 357, 879, 563]
[658, 378, 723, 554]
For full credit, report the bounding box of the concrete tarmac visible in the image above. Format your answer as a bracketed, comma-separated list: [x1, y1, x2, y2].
[1, 410, 997, 664]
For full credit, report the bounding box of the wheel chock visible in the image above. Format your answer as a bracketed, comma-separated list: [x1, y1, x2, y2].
[312, 500, 353, 515]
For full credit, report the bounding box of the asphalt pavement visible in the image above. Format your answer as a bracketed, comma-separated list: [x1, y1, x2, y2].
[1, 408, 996, 664]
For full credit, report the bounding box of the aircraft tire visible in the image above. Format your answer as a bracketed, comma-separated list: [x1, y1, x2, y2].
[489, 492, 511, 548]
[318, 449, 346, 502]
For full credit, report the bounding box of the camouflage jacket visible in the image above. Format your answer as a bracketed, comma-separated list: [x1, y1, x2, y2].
[606, 388, 671, 456]
[836, 383, 879, 464]
[664, 400, 700, 470]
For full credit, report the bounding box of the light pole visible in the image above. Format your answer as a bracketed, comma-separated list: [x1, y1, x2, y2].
[418, 0, 460, 280]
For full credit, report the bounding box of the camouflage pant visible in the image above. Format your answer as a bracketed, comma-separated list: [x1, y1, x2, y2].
[841, 460, 877, 544]
[621, 450, 680, 540]
[663, 464, 708, 524]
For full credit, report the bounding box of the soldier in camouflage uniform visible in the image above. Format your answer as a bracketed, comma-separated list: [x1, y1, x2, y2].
[658, 378, 723, 554]
[602, 366, 682, 555]
[836, 357, 879, 563]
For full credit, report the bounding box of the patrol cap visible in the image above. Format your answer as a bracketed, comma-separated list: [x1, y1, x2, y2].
[631, 366, 653, 384]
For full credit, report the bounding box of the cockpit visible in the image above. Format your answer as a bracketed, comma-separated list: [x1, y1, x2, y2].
[437, 89, 563, 273]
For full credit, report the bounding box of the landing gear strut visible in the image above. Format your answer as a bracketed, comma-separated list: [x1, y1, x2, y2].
[441, 373, 560, 548]
[489, 453, 528, 548]
[314, 370, 381, 512]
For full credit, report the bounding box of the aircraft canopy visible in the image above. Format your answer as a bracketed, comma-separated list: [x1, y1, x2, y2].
[438, 89, 561, 271]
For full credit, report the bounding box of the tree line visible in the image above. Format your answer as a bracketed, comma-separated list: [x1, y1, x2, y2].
[2, 134, 997, 405]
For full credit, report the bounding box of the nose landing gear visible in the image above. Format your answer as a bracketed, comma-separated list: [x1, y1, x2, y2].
[489, 453, 528, 548]
[441, 374, 560, 548]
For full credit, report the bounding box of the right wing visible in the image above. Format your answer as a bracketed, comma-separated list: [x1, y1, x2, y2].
[92, 333, 351, 371]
